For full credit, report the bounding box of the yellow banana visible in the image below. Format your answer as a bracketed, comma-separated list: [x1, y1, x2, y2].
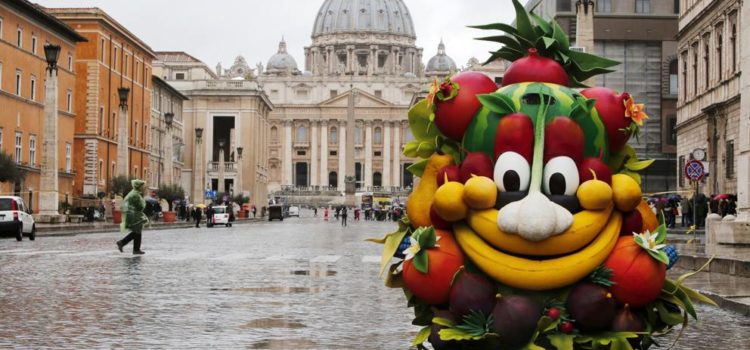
[454, 212, 621, 291]
[466, 205, 613, 256]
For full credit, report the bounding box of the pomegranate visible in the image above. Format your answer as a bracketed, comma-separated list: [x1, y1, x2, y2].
[604, 236, 667, 307]
[433, 72, 498, 142]
[502, 48, 570, 87]
[580, 87, 632, 152]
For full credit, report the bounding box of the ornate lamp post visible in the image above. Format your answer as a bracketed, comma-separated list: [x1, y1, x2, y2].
[38, 44, 62, 220]
[163, 112, 174, 186]
[236, 146, 243, 197]
[218, 139, 226, 194]
[194, 127, 203, 203]
[116, 87, 130, 176]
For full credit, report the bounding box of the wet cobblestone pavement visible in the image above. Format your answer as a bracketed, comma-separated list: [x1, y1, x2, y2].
[1, 216, 747, 349]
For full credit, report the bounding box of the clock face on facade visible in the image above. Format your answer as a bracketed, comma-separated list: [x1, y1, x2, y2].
[692, 148, 705, 161]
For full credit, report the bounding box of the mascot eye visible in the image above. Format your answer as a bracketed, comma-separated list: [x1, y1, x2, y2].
[494, 152, 530, 192]
[543, 156, 580, 196]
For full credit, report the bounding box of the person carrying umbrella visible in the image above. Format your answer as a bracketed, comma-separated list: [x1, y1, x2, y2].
[116, 179, 149, 255]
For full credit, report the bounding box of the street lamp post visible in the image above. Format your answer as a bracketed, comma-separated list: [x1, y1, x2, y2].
[38, 44, 61, 221]
[116, 87, 130, 177]
[163, 112, 174, 186]
[236, 146, 243, 198]
[194, 128, 203, 204]
[218, 139, 226, 194]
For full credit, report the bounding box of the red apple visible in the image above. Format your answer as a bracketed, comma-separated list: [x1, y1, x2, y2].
[580, 87, 632, 152]
[434, 72, 498, 142]
[459, 152, 494, 183]
[620, 210, 644, 236]
[437, 165, 461, 188]
[502, 48, 570, 87]
[544, 116, 585, 164]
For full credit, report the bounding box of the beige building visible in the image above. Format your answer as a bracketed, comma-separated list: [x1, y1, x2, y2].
[153, 52, 272, 207]
[676, 0, 741, 196]
[149, 76, 188, 189]
[255, 0, 462, 194]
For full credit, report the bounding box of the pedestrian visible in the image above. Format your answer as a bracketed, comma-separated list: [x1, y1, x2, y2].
[335, 207, 340, 221]
[354, 208, 360, 221]
[193, 206, 202, 228]
[207, 204, 215, 227]
[341, 206, 348, 227]
[314, 207, 318, 217]
[116, 179, 148, 255]
[680, 197, 693, 227]
[252, 205, 257, 218]
[324, 207, 329, 221]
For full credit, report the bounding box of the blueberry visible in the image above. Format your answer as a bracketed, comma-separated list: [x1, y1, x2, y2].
[664, 245, 679, 270]
[394, 235, 411, 259]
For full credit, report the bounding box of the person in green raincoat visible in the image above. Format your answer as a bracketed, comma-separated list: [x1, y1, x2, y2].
[116, 179, 149, 254]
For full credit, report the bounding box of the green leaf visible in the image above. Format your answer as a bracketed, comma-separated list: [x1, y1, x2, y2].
[468, 22, 519, 36]
[675, 256, 714, 285]
[512, 0, 537, 43]
[365, 222, 409, 276]
[476, 35, 523, 51]
[432, 317, 455, 328]
[655, 301, 684, 326]
[551, 19, 570, 52]
[408, 100, 442, 141]
[477, 93, 516, 115]
[548, 333, 575, 350]
[414, 226, 437, 249]
[620, 169, 642, 185]
[542, 36, 558, 49]
[439, 328, 486, 341]
[413, 250, 429, 274]
[411, 296, 434, 326]
[624, 159, 655, 171]
[654, 224, 667, 244]
[575, 332, 638, 350]
[680, 284, 718, 306]
[647, 250, 671, 266]
[412, 326, 430, 346]
[568, 49, 620, 71]
[529, 12, 552, 35]
[522, 342, 547, 350]
[407, 158, 429, 177]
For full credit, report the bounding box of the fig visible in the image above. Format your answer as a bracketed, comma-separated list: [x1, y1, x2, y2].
[502, 48, 570, 87]
[459, 152, 494, 183]
[437, 165, 461, 187]
[611, 304, 644, 332]
[429, 310, 461, 350]
[434, 72, 498, 142]
[566, 282, 616, 332]
[491, 295, 542, 349]
[449, 269, 497, 320]
[620, 210, 643, 236]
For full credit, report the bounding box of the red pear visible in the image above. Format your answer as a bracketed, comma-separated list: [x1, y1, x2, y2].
[459, 152, 494, 184]
[579, 157, 613, 184]
[434, 72, 498, 142]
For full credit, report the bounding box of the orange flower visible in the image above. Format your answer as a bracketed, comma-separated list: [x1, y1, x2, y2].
[426, 78, 440, 107]
[624, 95, 648, 126]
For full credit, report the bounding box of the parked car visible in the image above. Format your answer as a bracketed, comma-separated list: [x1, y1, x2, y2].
[210, 205, 232, 227]
[288, 206, 300, 217]
[268, 205, 284, 221]
[0, 196, 36, 241]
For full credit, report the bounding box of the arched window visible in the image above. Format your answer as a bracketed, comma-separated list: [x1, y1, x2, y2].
[296, 126, 308, 143]
[330, 126, 338, 143]
[373, 172, 382, 187]
[329, 171, 338, 188]
[374, 127, 382, 144]
[271, 126, 278, 141]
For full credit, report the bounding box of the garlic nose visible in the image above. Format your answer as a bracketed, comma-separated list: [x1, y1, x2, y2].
[496, 192, 573, 242]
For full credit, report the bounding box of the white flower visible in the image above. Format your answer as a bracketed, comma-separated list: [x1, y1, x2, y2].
[633, 230, 666, 253]
[403, 237, 421, 261]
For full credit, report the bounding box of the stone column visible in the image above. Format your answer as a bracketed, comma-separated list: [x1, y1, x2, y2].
[417, 48, 424, 78]
[346, 45, 355, 74]
[164, 124, 174, 185]
[320, 120, 329, 187]
[193, 129, 204, 204]
[283, 120, 293, 186]
[39, 64, 59, 218]
[218, 147, 225, 193]
[734, 0, 750, 222]
[311, 121, 319, 186]
[368, 45, 378, 76]
[364, 120, 373, 188]
[327, 46, 335, 75]
[393, 122, 402, 188]
[304, 47, 311, 72]
[575, 1, 595, 56]
[383, 121, 391, 188]
[116, 96, 129, 177]
[338, 120, 346, 191]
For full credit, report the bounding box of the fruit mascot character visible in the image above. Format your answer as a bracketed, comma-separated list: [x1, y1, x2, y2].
[369, 1, 716, 349]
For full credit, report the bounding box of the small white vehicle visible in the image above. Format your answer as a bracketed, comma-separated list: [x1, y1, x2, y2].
[0, 196, 36, 241]
[288, 206, 300, 217]
[210, 205, 232, 227]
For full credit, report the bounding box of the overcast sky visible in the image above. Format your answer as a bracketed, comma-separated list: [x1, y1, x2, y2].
[35, 0, 517, 72]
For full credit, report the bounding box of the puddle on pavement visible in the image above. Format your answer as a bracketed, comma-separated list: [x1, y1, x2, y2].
[210, 286, 324, 293]
[249, 338, 318, 349]
[291, 269, 337, 277]
[240, 317, 306, 329]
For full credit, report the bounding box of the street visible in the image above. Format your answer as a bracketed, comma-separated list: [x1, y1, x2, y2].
[0, 213, 747, 349]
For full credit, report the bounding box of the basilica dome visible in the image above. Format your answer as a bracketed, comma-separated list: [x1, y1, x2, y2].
[266, 39, 299, 74]
[425, 40, 457, 77]
[312, 0, 416, 39]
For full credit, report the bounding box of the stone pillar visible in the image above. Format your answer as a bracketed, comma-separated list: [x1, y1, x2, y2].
[575, 1, 595, 55]
[38, 65, 59, 218]
[320, 120, 329, 187]
[365, 120, 373, 188]
[164, 125, 174, 185]
[304, 47, 311, 72]
[393, 122, 402, 188]
[218, 147, 225, 192]
[417, 48, 424, 78]
[368, 45, 378, 76]
[193, 129, 204, 204]
[116, 98, 129, 177]
[283, 120, 293, 186]
[734, 0, 750, 222]
[338, 120, 347, 191]
[311, 121, 319, 186]
[347, 45, 355, 74]
[327, 46, 335, 75]
[383, 121, 391, 188]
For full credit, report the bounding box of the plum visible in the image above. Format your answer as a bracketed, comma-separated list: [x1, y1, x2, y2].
[491, 295, 542, 349]
[566, 282, 616, 332]
[449, 269, 497, 320]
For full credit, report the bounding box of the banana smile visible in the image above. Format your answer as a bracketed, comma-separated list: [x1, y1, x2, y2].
[454, 211, 621, 291]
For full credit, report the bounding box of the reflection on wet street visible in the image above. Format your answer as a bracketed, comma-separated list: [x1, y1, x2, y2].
[0, 216, 747, 349]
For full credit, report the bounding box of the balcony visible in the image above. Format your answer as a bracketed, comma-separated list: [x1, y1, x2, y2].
[207, 161, 237, 174]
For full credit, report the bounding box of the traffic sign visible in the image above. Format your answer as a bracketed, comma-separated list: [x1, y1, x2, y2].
[684, 159, 705, 181]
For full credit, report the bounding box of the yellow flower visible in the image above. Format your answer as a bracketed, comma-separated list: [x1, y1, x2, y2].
[624, 95, 648, 126]
[426, 78, 440, 108]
